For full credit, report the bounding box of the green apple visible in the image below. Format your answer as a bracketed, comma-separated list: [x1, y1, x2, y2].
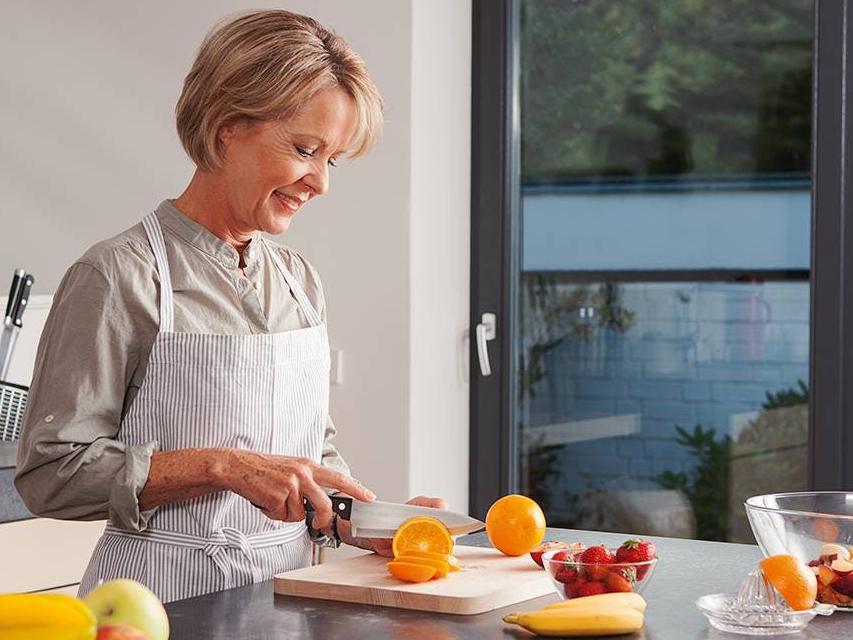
[83, 579, 169, 640]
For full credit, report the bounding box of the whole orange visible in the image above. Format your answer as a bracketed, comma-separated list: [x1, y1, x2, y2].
[485, 494, 546, 556]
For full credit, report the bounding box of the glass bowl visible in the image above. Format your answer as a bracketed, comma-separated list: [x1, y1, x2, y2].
[746, 491, 853, 608]
[541, 547, 658, 600]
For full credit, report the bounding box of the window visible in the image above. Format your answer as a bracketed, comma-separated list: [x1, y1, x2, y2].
[471, 0, 853, 542]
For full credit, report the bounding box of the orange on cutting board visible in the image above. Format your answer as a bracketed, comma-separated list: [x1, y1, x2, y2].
[396, 548, 450, 562]
[397, 549, 461, 572]
[395, 554, 450, 578]
[391, 517, 454, 558]
[446, 555, 461, 572]
[760, 554, 817, 611]
[485, 494, 546, 556]
[387, 561, 437, 583]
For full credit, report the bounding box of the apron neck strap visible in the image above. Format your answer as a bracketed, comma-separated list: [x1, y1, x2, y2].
[142, 212, 175, 333]
[264, 240, 323, 327]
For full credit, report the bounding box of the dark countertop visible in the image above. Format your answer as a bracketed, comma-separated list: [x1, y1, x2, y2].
[164, 528, 853, 639]
[0, 441, 31, 523]
[0, 465, 31, 523]
[0, 442, 17, 469]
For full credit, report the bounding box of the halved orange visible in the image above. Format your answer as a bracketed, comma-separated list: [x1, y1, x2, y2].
[760, 555, 817, 611]
[387, 561, 437, 583]
[396, 554, 450, 578]
[396, 548, 448, 561]
[391, 517, 454, 558]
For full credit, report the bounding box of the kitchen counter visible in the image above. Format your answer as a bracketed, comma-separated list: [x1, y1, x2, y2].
[164, 528, 853, 639]
[0, 443, 31, 523]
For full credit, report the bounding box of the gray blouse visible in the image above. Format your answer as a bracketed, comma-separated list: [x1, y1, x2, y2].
[14, 200, 348, 545]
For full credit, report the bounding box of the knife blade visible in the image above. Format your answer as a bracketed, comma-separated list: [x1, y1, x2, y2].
[305, 496, 485, 538]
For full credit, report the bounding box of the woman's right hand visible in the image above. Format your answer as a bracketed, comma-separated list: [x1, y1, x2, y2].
[222, 449, 375, 530]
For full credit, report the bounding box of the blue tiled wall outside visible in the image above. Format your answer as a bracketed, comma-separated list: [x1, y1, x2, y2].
[522, 281, 809, 494]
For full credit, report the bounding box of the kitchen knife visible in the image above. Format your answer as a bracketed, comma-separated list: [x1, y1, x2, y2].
[0, 270, 31, 381]
[305, 496, 485, 538]
[10, 272, 33, 328]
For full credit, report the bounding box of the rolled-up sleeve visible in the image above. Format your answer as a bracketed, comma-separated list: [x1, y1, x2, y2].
[14, 261, 159, 531]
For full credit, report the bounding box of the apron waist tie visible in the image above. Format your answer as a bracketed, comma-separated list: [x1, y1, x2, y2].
[104, 523, 306, 579]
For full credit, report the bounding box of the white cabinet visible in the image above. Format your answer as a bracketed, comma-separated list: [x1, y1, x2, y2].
[0, 518, 104, 593]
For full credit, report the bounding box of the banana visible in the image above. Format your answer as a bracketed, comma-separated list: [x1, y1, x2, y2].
[0, 593, 97, 640]
[503, 607, 644, 637]
[543, 591, 647, 613]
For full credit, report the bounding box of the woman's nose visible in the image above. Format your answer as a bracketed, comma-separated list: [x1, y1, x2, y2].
[303, 162, 329, 196]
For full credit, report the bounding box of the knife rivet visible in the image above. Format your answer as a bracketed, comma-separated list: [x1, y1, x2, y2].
[338, 503, 345, 510]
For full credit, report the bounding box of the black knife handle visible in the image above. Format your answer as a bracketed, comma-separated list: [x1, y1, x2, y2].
[304, 495, 353, 521]
[12, 274, 34, 327]
[4, 270, 24, 322]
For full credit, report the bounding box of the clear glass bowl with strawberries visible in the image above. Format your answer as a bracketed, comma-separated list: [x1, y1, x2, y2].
[541, 539, 659, 600]
[746, 492, 853, 609]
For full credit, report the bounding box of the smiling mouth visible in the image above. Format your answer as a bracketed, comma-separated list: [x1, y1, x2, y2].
[272, 190, 304, 213]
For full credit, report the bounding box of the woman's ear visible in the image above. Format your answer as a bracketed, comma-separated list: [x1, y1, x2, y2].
[217, 120, 241, 150]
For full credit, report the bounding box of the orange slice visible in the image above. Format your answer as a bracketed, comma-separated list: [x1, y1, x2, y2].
[387, 561, 437, 583]
[396, 554, 450, 578]
[391, 517, 454, 558]
[447, 555, 461, 572]
[760, 555, 817, 611]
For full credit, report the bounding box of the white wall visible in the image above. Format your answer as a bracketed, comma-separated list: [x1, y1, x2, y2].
[408, 0, 471, 508]
[0, 1, 471, 511]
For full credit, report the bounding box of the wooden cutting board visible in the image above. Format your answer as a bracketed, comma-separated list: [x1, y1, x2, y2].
[273, 545, 557, 615]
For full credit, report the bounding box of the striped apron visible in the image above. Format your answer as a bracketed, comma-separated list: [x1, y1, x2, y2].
[78, 212, 329, 603]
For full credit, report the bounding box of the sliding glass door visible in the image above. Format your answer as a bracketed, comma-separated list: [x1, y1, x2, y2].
[471, 0, 853, 543]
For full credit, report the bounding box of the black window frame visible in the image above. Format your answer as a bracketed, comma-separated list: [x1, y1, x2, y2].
[470, 0, 853, 519]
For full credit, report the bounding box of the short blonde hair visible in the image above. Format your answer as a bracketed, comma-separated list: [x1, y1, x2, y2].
[176, 10, 384, 171]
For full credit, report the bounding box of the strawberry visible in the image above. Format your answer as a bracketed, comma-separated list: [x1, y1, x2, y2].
[578, 545, 616, 580]
[551, 549, 576, 563]
[577, 581, 609, 597]
[579, 545, 616, 565]
[530, 541, 571, 568]
[564, 577, 587, 598]
[615, 539, 657, 579]
[554, 566, 579, 584]
[604, 571, 634, 593]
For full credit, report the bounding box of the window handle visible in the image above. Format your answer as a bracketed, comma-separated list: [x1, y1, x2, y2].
[476, 312, 497, 376]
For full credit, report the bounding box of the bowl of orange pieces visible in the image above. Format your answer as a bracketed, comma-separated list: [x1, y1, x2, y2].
[386, 517, 461, 583]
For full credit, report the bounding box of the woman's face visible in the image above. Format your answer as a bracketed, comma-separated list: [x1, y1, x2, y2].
[217, 85, 358, 236]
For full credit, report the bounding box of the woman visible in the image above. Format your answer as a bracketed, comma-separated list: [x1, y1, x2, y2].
[15, 10, 444, 603]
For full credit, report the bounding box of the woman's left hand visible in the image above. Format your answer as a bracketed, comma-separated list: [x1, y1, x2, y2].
[336, 495, 449, 557]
